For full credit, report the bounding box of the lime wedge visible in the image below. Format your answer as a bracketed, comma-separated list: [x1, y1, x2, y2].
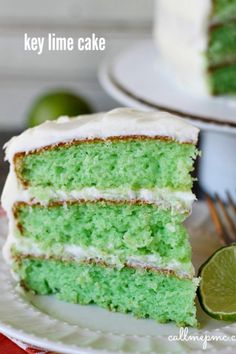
[27, 90, 93, 127]
[198, 244, 236, 321]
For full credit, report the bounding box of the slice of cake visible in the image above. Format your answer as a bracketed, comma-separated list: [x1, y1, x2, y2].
[2, 108, 200, 326]
[154, 0, 236, 96]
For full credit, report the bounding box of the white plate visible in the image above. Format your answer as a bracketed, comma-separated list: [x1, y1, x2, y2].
[99, 40, 236, 135]
[0, 203, 236, 354]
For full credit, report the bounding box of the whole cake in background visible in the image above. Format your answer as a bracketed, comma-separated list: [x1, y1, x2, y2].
[154, 0, 236, 96]
[2, 108, 199, 326]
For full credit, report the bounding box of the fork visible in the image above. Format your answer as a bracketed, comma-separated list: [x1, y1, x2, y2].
[205, 191, 236, 245]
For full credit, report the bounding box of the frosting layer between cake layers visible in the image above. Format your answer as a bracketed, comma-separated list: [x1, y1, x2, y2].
[2, 173, 195, 277]
[11, 200, 194, 277]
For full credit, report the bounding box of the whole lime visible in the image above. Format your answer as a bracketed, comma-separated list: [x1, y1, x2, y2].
[27, 90, 93, 127]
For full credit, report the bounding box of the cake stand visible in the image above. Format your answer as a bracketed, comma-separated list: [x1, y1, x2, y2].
[99, 40, 236, 198]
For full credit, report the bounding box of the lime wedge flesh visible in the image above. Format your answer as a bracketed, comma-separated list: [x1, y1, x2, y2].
[198, 244, 236, 321]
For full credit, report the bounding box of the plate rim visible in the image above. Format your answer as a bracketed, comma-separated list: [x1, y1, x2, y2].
[98, 40, 236, 136]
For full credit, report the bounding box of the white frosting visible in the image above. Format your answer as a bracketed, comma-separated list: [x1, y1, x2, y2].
[154, 0, 212, 96]
[8, 239, 194, 278]
[4, 108, 199, 162]
[1, 168, 195, 213]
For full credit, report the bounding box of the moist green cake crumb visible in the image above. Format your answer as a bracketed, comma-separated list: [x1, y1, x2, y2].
[15, 139, 197, 191]
[16, 258, 199, 327]
[208, 22, 236, 66]
[14, 202, 191, 267]
[209, 63, 236, 94]
[212, 0, 236, 22]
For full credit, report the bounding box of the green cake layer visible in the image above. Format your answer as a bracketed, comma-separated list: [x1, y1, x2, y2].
[209, 63, 236, 94]
[13, 202, 191, 269]
[15, 258, 198, 326]
[208, 22, 236, 66]
[207, 1, 236, 95]
[212, 0, 236, 22]
[15, 139, 197, 191]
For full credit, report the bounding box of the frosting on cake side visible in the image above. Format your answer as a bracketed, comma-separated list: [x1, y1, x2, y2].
[154, 0, 212, 96]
